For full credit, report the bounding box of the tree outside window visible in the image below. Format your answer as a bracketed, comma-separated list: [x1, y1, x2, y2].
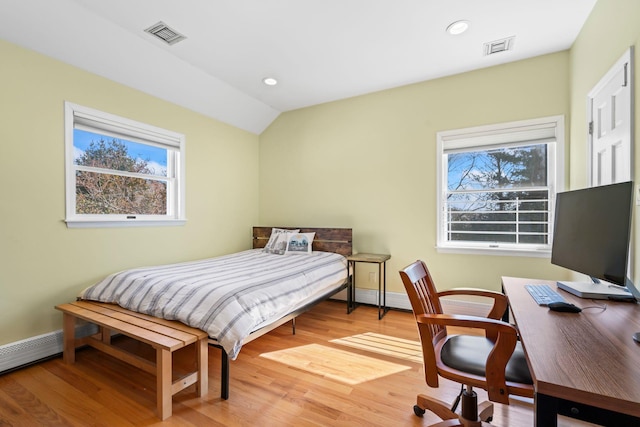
[74, 135, 168, 215]
[446, 144, 549, 244]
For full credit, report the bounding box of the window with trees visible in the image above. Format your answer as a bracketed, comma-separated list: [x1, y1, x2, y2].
[436, 116, 564, 256]
[64, 102, 185, 228]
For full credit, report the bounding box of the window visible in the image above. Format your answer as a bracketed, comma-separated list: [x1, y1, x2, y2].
[436, 116, 564, 256]
[64, 102, 185, 228]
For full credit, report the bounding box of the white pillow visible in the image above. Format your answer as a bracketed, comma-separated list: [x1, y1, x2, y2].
[263, 228, 299, 255]
[285, 232, 316, 255]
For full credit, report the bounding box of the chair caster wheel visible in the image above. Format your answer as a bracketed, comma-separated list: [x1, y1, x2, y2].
[485, 417, 493, 423]
[413, 405, 426, 417]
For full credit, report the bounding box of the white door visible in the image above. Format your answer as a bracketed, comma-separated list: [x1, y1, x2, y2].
[588, 47, 634, 186]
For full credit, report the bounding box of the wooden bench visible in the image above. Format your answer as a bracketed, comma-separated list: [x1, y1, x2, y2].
[55, 301, 208, 420]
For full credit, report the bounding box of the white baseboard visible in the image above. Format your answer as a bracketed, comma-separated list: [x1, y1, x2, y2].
[331, 287, 411, 309]
[332, 288, 491, 316]
[0, 323, 96, 374]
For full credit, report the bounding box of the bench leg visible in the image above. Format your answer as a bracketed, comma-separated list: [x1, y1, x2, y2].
[157, 348, 172, 420]
[101, 326, 112, 344]
[196, 339, 208, 397]
[62, 313, 76, 364]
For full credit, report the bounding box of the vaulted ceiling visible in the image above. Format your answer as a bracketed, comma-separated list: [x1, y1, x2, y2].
[0, 0, 597, 134]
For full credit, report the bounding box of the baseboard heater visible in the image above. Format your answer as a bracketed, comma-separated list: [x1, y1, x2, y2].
[0, 323, 97, 375]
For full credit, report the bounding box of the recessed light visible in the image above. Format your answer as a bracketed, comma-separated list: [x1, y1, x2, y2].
[263, 77, 278, 86]
[446, 20, 470, 35]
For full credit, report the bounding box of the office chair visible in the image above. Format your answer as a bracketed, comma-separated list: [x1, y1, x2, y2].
[399, 260, 534, 427]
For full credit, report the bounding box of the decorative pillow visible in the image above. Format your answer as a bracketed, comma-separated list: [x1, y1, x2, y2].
[263, 228, 299, 255]
[285, 232, 316, 255]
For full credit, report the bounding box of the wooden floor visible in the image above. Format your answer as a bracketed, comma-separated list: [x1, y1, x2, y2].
[0, 301, 596, 426]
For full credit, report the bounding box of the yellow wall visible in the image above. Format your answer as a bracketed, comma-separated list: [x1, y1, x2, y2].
[0, 40, 260, 346]
[260, 52, 573, 293]
[4, 0, 640, 348]
[569, 0, 640, 282]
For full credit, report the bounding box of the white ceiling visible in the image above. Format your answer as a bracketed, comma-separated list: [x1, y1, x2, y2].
[0, 0, 597, 134]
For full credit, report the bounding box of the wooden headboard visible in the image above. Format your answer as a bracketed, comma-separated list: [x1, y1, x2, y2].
[252, 227, 352, 256]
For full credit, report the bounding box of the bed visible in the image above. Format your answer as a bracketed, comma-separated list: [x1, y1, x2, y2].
[76, 226, 353, 400]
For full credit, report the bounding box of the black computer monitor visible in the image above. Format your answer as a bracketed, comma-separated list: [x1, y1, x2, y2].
[551, 181, 633, 288]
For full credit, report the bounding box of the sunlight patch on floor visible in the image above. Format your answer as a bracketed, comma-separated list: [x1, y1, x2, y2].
[331, 332, 423, 363]
[260, 343, 412, 385]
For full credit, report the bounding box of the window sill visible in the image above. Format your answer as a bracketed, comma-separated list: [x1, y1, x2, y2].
[65, 219, 187, 228]
[436, 244, 551, 258]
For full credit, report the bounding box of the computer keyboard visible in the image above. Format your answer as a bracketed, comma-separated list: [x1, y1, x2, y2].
[525, 284, 567, 306]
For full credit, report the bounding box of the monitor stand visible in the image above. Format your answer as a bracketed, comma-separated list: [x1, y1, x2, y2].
[557, 280, 634, 300]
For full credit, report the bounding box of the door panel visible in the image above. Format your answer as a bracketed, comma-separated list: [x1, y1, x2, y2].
[589, 48, 633, 186]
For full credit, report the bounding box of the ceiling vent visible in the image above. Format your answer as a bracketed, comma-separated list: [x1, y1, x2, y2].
[144, 21, 186, 46]
[483, 36, 515, 56]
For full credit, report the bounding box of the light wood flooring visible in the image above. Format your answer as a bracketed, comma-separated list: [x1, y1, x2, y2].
[0, 301, 596, 426]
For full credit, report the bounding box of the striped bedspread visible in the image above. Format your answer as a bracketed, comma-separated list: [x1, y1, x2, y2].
[79, 249, 348, 359]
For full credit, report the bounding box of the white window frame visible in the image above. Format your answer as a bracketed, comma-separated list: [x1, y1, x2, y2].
[436, 115, 565, 257]
[64, 102, 186, 228]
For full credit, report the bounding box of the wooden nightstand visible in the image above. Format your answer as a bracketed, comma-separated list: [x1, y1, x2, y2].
[347, 253, 391, 319]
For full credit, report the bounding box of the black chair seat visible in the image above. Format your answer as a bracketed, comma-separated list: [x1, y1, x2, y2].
[441, 335, 533, 385]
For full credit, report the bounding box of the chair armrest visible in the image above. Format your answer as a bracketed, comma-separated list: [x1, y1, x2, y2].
[416, 313, 519, 404]
[438, 288, 508, 321]
[416, 313, 516, 335]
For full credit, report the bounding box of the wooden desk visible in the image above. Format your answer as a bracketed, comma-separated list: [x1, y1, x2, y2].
[502, 277, 640, 426]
